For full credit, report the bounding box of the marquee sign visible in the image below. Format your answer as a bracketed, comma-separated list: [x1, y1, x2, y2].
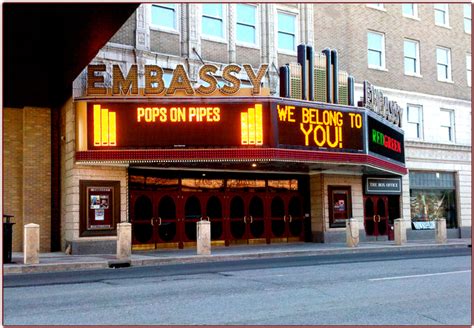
[275, 102, 364, 152]
[78, 100, 273, 150]
[87, 63, 269, 97]
[367, 115, 405, 164]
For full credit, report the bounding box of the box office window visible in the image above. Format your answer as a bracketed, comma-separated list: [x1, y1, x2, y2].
[409, 172, 457, 229]
[328, 186, 352, 228]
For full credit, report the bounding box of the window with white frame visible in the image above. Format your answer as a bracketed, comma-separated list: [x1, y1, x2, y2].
[236, 4, 257, 45]
[406, 104, 423, 139]
[404, 39, 420, 75]
[402, 4, 418, 18]
[436, 47, 452, 81]
[467, 54, 471, 87]
[367, 4, 385, 10]
[367, 31, 385, 69]
[434, 4, 449, 27]
[464, 4, 471, 34]
[202, 4, 225, 39]
[151, 4, 177, 30]
[440, 109, 454, 142]
[277, 11, 297, 52]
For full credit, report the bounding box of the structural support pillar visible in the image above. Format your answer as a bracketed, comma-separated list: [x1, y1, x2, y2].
[117, 222, 132, 260]
[435, 218, 447, 244]
[24, 223, 40, 264]
[346, 218, 359, 247]
[394, 218, 407, 245]
[197, 220, 211, 255]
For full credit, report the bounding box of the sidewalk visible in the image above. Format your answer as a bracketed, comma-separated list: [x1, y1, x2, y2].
[3, 239, 471, 275]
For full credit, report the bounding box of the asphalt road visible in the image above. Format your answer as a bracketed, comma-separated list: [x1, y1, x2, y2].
[3, 247, 471, 325]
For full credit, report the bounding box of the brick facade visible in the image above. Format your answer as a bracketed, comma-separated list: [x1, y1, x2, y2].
[3, 108, 51, 252]
[109, 12, 136, 47]
[150, 30, 180, 56]
[313, 4, 471, 101]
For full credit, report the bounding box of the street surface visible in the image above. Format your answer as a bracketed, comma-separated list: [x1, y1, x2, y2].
[3, 247, 471, 325]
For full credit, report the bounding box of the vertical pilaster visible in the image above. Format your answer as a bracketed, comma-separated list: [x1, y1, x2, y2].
[261, 4, 278, 94]
[228, 4, 236, 63]
[135, 4, 150, 51]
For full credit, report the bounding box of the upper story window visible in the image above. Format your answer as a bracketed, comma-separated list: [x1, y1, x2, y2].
[467, 54, 471, 87]
[434, 4, 449, 27]
[151, 4, 177, 30]
[236, 4, 257, 46]
[404, 39, 421, 76]
[402, 4, 418, 19]
[202, 4, 225, 39]
[440, 109, 455, 142]
[367, 31, 385, 69]
[367, 4, 385, 11]
[406, 104, 423, 139]
[436, 47, 452, 82]
[464, 4, 471, 34]
[277, 12, 297, 52]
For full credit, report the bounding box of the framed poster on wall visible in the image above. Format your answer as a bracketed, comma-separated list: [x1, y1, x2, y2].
[80, 180, 120, 236]
[328, 186, 352, 228]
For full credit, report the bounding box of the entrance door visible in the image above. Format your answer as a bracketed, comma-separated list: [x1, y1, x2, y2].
[205, 195, 225, 245]
[131, 191, 155, 249]
[287, 195, 305, 241]
[364, 196, 389, 237]
[155, 194, 180, 248]
[269, 194, 305, 242]
[182, 194, 203, 247]
[247, 195, 266, 243]
[228, 194, 247, 244]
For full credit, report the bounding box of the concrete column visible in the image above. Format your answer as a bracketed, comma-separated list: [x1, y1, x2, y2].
[394, 218, 407, 245]
[435, 218, 447, 244]
[346, 218, 359, 247]
[197, 220, 211, 255]
[24, 223, 40, 264]
[117, 223, 132, 260]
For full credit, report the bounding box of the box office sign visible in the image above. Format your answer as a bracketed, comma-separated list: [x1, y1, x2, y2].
[365, 177, 402, 195]
[80, 180, 120, 236]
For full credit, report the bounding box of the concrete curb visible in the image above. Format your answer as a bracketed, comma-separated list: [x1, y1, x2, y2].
[3, 242, 469, 275]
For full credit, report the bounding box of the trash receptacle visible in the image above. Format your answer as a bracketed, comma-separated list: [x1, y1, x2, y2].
[388, 223, 394, 241]
[3, 215, 15, 263]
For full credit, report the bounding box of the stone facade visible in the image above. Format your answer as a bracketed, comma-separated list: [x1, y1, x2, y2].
[60, 98, 128, 253]
[3, 108, 51, 252]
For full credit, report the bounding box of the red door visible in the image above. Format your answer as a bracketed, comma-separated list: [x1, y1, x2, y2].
[130, 191, 155, 250]
[364, 196, 389, 238]
[204, 194, 225, 245]
[269, 194, 305, 242]
[155, 192, 181, 248]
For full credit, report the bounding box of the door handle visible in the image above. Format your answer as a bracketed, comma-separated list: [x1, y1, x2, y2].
[250, 216, 253, 224]
[289, 215, 293, 223]
[243, 216, 247, 224]
[375, 215, 381, 223]
[283, 215, 287, 222]
[151, 217, 154, 226]
[158, 217, 162, 226]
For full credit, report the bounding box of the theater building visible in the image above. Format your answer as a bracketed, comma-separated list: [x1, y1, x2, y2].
[3, 3, 470, 253]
